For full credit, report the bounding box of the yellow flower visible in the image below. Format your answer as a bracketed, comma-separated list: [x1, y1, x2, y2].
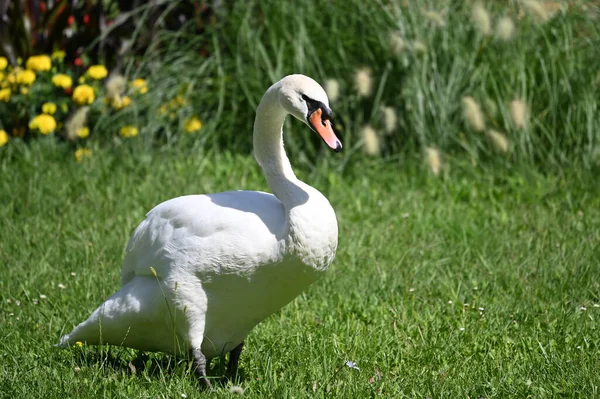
[0, 129, 8, 147]
[86, 65, 108, 80]
[20, 87, 28, 95]
[119, 125, 138, 138]
[79, 76, 86, 84]
[132, 78, 148, 94]
[25, 55, 52, 72]
[6, 69, 19, 84]
[0, 88, 10, 102]
[0, 57, 7, 70]
[159, 104, 168, 114]
[184, 116, 202, 133]
[74, 149, 92, 163]
[72, 85, 95, 105]
[173, 95, 186, 106]
[110, 95, 132, 110]
[52, 50, 66, 60]
[0, 72, 4, 81]
[42, 102, 57, 115]
[29, 114, 57, 135]
[77, 127, 90, 138]
[16, 70, 36, 85]
[52, 74, 73, 89]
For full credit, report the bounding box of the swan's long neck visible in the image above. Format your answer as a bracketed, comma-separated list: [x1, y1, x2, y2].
[253, 81, 338, 270]
[253, 84, 307, 208]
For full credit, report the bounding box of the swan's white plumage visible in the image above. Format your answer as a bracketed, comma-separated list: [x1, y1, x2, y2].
[59, 74, 339, 360]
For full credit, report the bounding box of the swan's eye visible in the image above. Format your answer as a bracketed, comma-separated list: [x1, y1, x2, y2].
[301, 94, 332, 120]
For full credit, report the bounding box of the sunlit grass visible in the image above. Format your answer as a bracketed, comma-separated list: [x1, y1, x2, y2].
[1, 141, 598, 397]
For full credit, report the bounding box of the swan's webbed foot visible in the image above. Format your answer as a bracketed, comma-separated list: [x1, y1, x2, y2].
[226, 341, 245, 381]
[191, 348, 212, 389]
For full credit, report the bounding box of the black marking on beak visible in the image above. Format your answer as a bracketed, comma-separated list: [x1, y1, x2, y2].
[302, 94, 333, 123]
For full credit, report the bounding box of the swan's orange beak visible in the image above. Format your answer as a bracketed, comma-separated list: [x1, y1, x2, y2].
[308, 108, 342, 152]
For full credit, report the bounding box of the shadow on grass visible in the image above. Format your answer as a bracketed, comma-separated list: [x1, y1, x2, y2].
[70, 346, 246, 387]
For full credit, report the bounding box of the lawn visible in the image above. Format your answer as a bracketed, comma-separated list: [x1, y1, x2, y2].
[1, 141, 598, 398]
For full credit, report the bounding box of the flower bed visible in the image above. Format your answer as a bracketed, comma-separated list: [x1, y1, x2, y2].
[0, 54, 202, 161]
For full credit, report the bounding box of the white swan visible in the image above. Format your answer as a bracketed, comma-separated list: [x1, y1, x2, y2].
[58, 74, 342, 386]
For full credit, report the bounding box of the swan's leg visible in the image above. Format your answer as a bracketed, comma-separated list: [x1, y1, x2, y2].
[192, 347, 212, 389]
[226, 341, 245, 380]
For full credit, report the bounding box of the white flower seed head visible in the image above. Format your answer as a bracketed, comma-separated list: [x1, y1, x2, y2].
[495, 17, 516, 41]
[487, 129, 510, 153]
[472, 3, 492, 36]
[324, 79, 340, 102]
[425, 146, 442, 175]
[382, 106, 397, 134]
[510, 98, 528, 129]
[354, 68, 373, 97]
[361, 125, 380, 156]
[462, 96, 485, 132]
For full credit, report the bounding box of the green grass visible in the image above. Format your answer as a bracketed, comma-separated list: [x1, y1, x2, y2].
[127, 0, 600, 168]
[1, 141, 599, 397]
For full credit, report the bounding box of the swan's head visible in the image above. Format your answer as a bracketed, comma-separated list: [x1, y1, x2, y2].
[278, 74, 342, 152]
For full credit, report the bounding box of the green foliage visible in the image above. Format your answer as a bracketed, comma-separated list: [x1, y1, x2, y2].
[0, 0, 215, 67]
[2, 1, 599, 170]
[0, 0, 102, 65]
[132, 0, 600, 170]
[0, 142, 599, 397]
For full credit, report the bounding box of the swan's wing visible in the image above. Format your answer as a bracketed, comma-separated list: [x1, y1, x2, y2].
[120, 191, 286, 285]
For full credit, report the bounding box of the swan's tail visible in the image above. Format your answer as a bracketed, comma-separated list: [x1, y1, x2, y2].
[56, 300, 112, 348]
[56, 277, 179, 352]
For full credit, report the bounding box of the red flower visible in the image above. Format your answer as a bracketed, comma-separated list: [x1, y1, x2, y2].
[65, 87, 72, 95]
[83, 14, 90, 24]
[40, 2, 47, 12]
[74, 57, 83, 66]
[67, 15, 75, 25]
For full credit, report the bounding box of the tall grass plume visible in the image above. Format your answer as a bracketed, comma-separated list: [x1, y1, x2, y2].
[412, 40, 427, 54]
[422, 10, 446, 28]
[354, 68, 373, 98]
[360, 125, 380, 156]
[389, 32, 406, 55]
[382, 106, 397, 134]
[522, 0, 551, 23]
[325, 79, 340, 102]
[510, 98, 528, 129]
[462, 96, 485, 132]
[425, 146, 442, 175]
[495, 17, 516, 41]
[105, 74, 127, 100]
[487, 129, 510, 153]
[472, 3, 492, 36]
[66, 107, 90, 140]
